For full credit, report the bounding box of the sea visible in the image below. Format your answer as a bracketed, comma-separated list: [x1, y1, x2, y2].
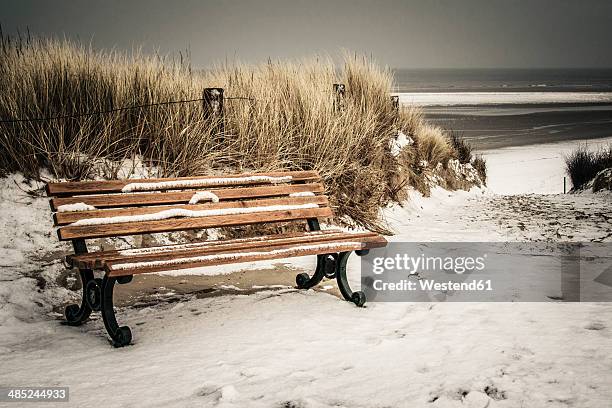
[392, 68, 612, 150]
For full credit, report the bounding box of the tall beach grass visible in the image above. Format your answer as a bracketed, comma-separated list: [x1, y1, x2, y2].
[565, 144, 612, 190]
[0, 34, 480, 232]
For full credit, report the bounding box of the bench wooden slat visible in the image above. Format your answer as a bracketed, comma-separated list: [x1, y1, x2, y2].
[68, 230, 379, 269]
[46, 170, 320, 196]
[50, 183, 325, 211]
[69, 229, 348, 268]
[57, 207, 333, 240]
[54, 195, 330, 226]
[106, 237, 387, 277]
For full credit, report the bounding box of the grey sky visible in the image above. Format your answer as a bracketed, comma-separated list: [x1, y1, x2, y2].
[2, 0, 612, 68]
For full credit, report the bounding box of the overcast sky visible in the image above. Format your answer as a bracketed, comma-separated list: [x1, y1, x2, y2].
[2, 0, 612, 68]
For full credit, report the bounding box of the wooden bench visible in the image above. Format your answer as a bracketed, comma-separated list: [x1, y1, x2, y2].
[46, 171, 387, 347]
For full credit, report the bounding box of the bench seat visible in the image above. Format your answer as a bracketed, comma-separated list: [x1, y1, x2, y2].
[67, 229, 386, 275]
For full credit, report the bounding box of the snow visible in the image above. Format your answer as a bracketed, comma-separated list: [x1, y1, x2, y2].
[188, 191, 220, 204]
[0, 174, 72, 345]
[71, 203, 320, 226]
[2, 290, 610, 407]
[56, 202, 97, 212]
[121, 175, 293, 193]
[1, 138, 612, 407]
[390, 129, 414, 156]
[251, 285, 292, 289]
[580, 167, 612, 193]
[288, 192, 316, 197]
[117, 230, 346, 257]
[480, 136, 612, 194]
[110, 242, 364, 271]
[463, 391, 494, 408]
[118, 236, 273, 256]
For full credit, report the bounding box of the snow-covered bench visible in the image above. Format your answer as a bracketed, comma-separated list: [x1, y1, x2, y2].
[46, 171, 387, 347]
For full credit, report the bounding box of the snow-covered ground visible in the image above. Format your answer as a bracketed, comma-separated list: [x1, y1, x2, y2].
[1, 140, 612, 407]
[480, 136, 612, 195]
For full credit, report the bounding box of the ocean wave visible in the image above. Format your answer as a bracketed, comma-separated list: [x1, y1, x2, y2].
[396, 92, 612, 106]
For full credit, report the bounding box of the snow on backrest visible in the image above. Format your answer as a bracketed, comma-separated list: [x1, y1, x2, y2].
[70, 203, 320, 226]
[121, 175, 293, 193]
[49, 171, 331, 240]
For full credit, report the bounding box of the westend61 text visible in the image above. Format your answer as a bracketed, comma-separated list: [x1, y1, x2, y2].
[372, 279, 493, 292]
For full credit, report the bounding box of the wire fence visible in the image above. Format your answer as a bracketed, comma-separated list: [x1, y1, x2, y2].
[0, 95, 254, 124]
[0, 82, 358, 124]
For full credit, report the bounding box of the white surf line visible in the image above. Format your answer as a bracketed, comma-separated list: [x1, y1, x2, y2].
[110, 242, 365, 271]
[121, 175, 293, 193]
[394, 91, 612, 106]
[70, 203, 320, 226]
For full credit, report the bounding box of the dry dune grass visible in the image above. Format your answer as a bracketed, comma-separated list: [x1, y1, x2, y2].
[565, 144, 612, 190]
[414, 124, 453, 166]
[0, 35, 478, 233]
[396, 107, 453, 167]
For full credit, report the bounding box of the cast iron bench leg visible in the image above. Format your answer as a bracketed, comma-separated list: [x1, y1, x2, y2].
[336, 250, 368, 307]
[101, 274, 133, 347]
[64, 268, 94, 326]
[296, 250, 369, 307]
[295, 254, 335, 289]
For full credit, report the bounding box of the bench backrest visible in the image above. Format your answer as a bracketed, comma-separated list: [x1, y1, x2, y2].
[46, 171, 332, 241]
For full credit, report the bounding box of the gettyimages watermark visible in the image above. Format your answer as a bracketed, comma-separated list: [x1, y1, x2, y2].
[360, 243, 612, 302]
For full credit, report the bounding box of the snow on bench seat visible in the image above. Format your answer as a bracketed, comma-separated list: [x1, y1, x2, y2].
[106, 239, 386, 276]
[67, 229, 380, 270]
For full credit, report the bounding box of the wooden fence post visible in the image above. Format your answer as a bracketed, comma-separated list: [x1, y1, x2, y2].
[202, 87, 224, 118]
[203, 87, 224, 137]
[391, 95, 399, 114]
[333, 83, 345, 112]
